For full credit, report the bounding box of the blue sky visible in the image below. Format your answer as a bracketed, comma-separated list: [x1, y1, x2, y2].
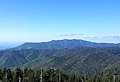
[0, 0, 120, 43]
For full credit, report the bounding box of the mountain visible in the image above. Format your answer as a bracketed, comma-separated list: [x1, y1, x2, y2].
[0, 47, 120, 77]
[13, 39, 120, 50]
[0, 39, 120, 77]
[24, 47, 120, 77]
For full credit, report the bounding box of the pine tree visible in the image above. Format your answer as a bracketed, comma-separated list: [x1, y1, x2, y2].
[13, 68, 23, 82]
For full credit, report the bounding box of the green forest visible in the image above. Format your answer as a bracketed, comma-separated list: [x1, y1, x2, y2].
[0, 67, 84, 82]
[0, 67, 120, 82]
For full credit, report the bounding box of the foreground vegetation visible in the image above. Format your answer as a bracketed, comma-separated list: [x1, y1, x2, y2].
[0, 67, 120, 82]
[88, 67, 120, 82]
[0, 67, 85, 82]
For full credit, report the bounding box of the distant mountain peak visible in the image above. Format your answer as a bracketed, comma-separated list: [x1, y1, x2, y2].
[13, 39, 120, 50]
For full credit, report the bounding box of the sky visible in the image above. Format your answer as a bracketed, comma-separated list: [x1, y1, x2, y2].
[0, 0, 120, 43]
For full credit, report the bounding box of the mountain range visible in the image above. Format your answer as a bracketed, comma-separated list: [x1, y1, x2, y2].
[0, 39, 120, 77]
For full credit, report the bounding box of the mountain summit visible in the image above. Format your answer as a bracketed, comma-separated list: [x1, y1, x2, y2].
[14, 39, 120, 50]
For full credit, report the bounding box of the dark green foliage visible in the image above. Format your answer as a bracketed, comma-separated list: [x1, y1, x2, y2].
[13, 68, 23, 82]
[87, 67, 120, 82]
[0, 68, 85, 82]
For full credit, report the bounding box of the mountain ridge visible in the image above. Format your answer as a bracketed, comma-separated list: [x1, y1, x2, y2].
[13, 39, 120, 50]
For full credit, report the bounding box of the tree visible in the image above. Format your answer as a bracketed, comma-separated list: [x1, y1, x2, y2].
[13, 68, 23, 82]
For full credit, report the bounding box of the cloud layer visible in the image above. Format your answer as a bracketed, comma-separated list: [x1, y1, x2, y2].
[56, 34, 120, 43]
[1, 33, 120, 43]
[56, 33, 84, 36]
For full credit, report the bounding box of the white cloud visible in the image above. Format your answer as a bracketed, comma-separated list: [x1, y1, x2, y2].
[84, 36, 120, 43]
[56, 33, 84, 36]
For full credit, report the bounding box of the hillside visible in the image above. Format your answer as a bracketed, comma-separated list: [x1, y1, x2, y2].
[0, 46, 120, 77]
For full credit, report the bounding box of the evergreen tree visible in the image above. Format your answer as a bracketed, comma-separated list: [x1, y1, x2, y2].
[13, 68, 23, 82]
